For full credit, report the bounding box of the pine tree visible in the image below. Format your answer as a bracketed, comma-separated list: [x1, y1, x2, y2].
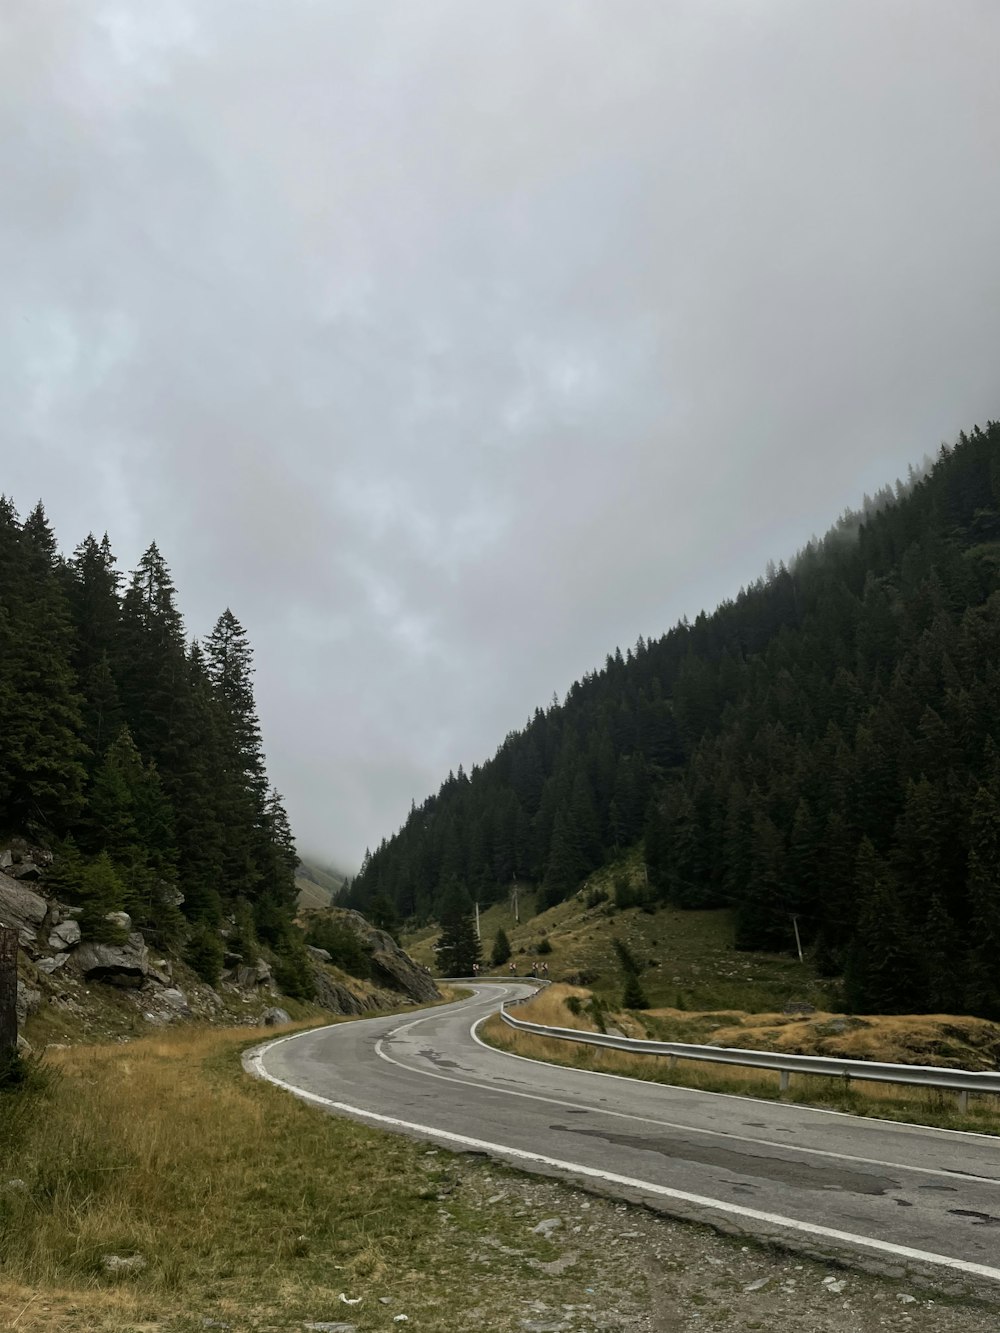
[845, 839, 925, 1014]
[205, 609, 267, 800]
[965, 775, 1000, 1019]
[118, 543, 189, 777]
[0, 499, 87, 831]
[170, 640, 228, 923]
[66, 533, 123, 763]
[622, 969, 650, 1009]
[435, 880, 481, 975]
[491, 926, 512, 966]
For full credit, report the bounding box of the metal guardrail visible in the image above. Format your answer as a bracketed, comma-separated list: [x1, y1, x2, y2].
[494, 990, 1000, 1113]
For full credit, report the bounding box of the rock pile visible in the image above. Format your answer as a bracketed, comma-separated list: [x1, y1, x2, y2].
[2, 841, 440, 1045]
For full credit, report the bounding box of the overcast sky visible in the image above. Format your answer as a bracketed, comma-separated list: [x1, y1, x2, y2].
[3, 2, 999, 870]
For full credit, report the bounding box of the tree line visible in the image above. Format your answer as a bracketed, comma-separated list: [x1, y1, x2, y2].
[0, 501, 302, 986]
[348, 422, 1000, 1018]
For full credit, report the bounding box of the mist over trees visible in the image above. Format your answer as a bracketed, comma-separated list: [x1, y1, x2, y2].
[349, 422, 1000, 1018]
[0, 503, 299, 961]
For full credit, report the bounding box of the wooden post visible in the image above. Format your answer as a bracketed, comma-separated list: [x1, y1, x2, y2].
[0, 926, 18, 1057]
[791, 915, 804, 963]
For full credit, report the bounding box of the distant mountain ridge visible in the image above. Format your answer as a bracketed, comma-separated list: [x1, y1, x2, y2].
[296, 856, 348, 911]
[349, 422, 1000, 1020]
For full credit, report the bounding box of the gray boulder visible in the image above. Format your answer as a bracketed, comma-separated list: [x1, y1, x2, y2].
[0, 873, 48, 935]
[159, 987, 192, 1014]
[36, 954, 69, 975]
[15, 981, 41, 1028]
[331, 909, 440, 1003]
[49, 919, 81, 951]
[307, 945, 332, 963]
[310, 968, 368, 1016]
[105, 910, 132, 932]
[262, 1006, 291, 1026]
[74, 932, 149, 987]
[12, 860, 41, 882]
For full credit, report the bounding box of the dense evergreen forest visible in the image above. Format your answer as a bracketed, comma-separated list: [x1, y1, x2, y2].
[349, 423, 1000, 1018]
[0, 501, 301, 981]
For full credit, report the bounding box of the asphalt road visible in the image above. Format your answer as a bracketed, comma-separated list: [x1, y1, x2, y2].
[249, 983, 1000, 1291]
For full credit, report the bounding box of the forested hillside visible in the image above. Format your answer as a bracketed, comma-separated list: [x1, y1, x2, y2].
[349, 423, 1000, 1018]
[0, 500, 299, 966]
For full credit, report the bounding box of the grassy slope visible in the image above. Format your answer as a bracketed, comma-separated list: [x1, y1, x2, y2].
[296, 856, 348, 910]
[404, 857, 832, 1014]
[0, 1007, 667, 1333]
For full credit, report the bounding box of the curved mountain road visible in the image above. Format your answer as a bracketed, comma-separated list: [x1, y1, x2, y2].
[248, 983, 1000, 1293]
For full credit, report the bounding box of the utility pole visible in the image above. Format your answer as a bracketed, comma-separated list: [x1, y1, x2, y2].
[791, 914, 804, 964]
[510, 879, 520, 924]
[474, 900, 481, 941]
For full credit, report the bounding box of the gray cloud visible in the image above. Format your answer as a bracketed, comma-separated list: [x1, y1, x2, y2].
[3, 1, 999, 866]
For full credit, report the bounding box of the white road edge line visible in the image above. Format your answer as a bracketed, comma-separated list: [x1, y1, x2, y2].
[369, 1017, 995, 1185]
[249, 1029, 1000, 1286]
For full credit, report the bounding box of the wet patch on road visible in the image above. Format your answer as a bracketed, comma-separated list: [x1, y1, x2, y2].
[546, 1124, 899, 1195]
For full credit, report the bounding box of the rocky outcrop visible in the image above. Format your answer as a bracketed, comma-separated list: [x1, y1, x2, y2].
[73, 933, 150, 987]
[309, 965, 368, 1015]
[0, 873, 48, 949]
[310, 909, 441, 1004]
[4, 839, 439, 1043]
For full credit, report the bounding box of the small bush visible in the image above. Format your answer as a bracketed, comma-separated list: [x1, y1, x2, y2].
[565, 996, 583, 1016]
[490, 927, 512, 967]
[613, 876, 637, 911]
[622, 971, 650, 1009]
[185, 922, 225, 985]
[611, 937, 641, 976]
[537, 936, 553, 955]
[273, 938, 316, 1001]
[305, 918, 373, 979]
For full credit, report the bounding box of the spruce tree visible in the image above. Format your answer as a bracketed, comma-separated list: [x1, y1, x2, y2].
[491, 926, 512, 966]
[0, 499, 87, 831]
[965, 776, 1000, 1019]
[435, 880, 481, 975]
[118, 543, 189, 777]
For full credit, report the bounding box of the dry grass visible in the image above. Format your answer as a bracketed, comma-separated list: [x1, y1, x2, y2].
[0, 1008, 553, 1332]
[489, 992, 1000, 1134]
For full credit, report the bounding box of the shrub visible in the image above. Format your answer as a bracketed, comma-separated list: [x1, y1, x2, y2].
[622, 971, 650, 1009]
[76, 852, 128, 942]
[611, 937, 641, 976]
[537, 936, 553, 955]
[490, 927, 512, 967]
[273, 939, 315, 1001]
[305, 918, 373, 979]
[185, 922, 225, 985]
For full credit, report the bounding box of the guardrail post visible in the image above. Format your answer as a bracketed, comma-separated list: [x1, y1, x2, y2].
[667, 1055, 676, 1071]
[957, 1090, 969, 1115]
[779, 1070, 791, 1096]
